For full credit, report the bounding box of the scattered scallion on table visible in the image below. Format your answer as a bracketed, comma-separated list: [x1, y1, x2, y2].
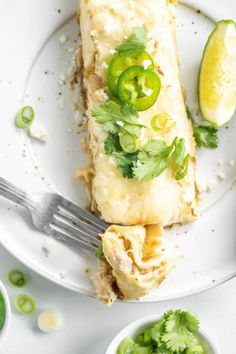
[15, 105, 35, 129]
[8, 269, 26, 288]
[14, 294, 36, 315]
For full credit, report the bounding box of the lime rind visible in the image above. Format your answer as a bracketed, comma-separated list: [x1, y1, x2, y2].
[199, 20, 236, 127]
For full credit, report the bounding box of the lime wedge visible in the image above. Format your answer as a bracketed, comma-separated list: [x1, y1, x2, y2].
[199, 20, 236, 127]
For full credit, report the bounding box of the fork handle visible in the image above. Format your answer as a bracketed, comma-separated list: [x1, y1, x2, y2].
[0, 177, 34, 210]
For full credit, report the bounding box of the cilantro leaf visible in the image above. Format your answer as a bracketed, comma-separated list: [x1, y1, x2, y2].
[133, 151, 169, 182]
[116, 153, 138, 178]
[144, 139, 169, 157]
[193, 125, 218, 149]
[92, 100, 143, 137]
[104, 134, 123, 155]
[172, 138, 186, 166]
[91, 100, 121, 134]
[151, 319, 166, 344]
[117, 27, 149, 53]
[161, 310, 200, 352]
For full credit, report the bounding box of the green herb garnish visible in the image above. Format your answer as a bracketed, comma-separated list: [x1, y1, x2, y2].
[0, 291, 6, 330]
[8, 269, 26, 288]
[95, 244, 103, 259]
[186, 106, 218, 149]
[92, 100, 145, 138]
[133, 138, 189, 182]
[14, 294, 36, 315]
[117, 310, 205, 354]
[193, 126, 218, 149]
[117, 27, 149, 54]
[15, 105, 35, 129]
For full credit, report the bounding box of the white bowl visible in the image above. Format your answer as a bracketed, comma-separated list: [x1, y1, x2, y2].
[0, 281, 11, 346]
[106, 314, 219, 354]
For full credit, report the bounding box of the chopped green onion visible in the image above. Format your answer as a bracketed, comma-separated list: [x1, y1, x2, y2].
[15, 105, 35, 129]
[96, 244, 103, 259]
[186, 345, 205, 354]
[14, 294, 36, 315]
[8, 269, 26, 288]
[150, 113, 176, 132]
[119, 132, 137, 153]
[0, 291, 6, 330]
[175, 154, 190, 180]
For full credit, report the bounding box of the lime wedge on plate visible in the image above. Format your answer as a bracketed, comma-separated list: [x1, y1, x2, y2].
[199, 20, 236, 127]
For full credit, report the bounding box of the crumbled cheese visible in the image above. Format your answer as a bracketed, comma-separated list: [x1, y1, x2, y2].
[95, 89, 109, 101]
[67, 47, 74, 53]
[28, 122, 47, 142]
[217, 159, 223, 166]
[57, 98, 65, 110]
[182, 188, 195, 203]
[109, 49, 116, 55]
[228, 160, 235, 166]
[142, 88, 153, 96]
[216, 171, 226, 180]
[58, 74, 67, 86]
[104, 21, 118, 34]
[196, 178, 206, 193]
[59, 271, 67, 279]
[59, 35, 69, 44]
[101, 62, 108, 69]
[108, 3, 124, 14]
[90, 30, 97, 37]
[206, 179, 217, 192]
[142, 60, 152, 70]
[116, 121, 124, 127]
[42, 238, 54, 257]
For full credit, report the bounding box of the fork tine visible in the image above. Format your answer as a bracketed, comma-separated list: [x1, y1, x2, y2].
[50, 223, 98, 252]
[59, 197, 108, 232]
[53, 214, 101, 246]
[57, 207, 100, 237]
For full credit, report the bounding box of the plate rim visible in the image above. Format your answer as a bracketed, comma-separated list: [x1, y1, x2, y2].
[0, 0, 236, 302]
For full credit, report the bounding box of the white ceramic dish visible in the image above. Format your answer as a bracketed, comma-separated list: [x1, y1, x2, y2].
[0, 0, 235, 301]
[105, 314, 219, 354]
[0, 281, 11, 347]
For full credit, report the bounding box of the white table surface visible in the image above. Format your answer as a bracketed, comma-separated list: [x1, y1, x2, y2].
[0, 245, 235, 354]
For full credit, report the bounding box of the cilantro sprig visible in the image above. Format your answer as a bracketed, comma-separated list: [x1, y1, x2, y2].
[117, 27, 149, 53]
[186, 106, 218, 149]
[117, 309, 204, 354]
[103, 134, 190, 181]
[92, 100, 145, 138]
[133, 138, 189, 181]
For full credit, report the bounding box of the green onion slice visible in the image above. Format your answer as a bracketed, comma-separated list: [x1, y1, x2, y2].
[175, 154, 190, 180]
[119, 132, 137, 153]
[14, 294, 36, 315]
[150, 113, 176, 132]
[15, 105, 35, 129]
[186, 345, 205, 354]
[8, 269, 26, 288]
[95, 244, 103, 259]
[0, 291, 6, 330]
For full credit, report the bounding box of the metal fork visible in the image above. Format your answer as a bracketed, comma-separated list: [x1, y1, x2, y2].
[0, 177, 107, 253]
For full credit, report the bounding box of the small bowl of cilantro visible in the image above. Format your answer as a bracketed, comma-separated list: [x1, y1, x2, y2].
[0, 280, 11, 346]
[106, 310, 219, 354]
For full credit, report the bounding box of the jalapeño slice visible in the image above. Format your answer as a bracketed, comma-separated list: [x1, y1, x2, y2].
[117, 65, 161, 111]
[107, 50, 154, 97]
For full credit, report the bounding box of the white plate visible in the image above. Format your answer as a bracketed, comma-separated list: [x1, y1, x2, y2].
[0, 0, 235, 301]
